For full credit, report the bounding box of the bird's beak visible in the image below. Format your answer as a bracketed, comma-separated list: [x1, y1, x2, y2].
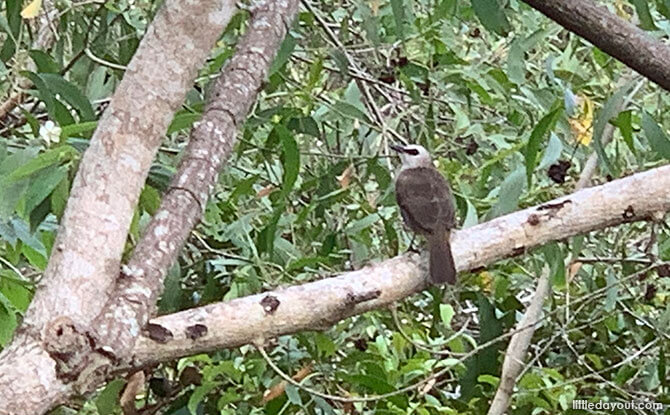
[390, 144, 406, 153]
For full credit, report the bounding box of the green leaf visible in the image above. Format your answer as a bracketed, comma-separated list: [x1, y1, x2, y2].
[285, 384, 302, 406]
[604, 270, 618, 311]
[21, 71, 57, 119]
[11, 217, 46, 255]
[471, 0, 510, 36]
[658, 0, 670, 19]
[641, 112, 670, 160]
[29, 50, 60, 73]
[95, 379, 125, 415]
[331, 100, 372, 125]
[488, 167, 526, 219]
[158, 263, 182, 314]
[0, 148, 39, 218]
[8, 146, 78, 181]
[0, 301, 17, 346]
[630, 0, 658, 30]
[287, 116, 320, 137]
[277, 125, 300, 199]
[345, 213, 381, 234]
[524, 108, 561, 186]
[269, 34, 296, 75]
[463, 199, 478, 228]
[167, 112, 201, 134]
[440, 304, 455, 326]
[592, 85, 632, 176]
[50, 176, 70, 219]
[23, 166, 67, 216]
[257, 207, 282, 257]
[139, 185, 161, 215]
[436, 0, 457, 19]
[188, 381, 220, 415]
[507, 37, 525, 84]
[538, 133, 563, 169]
[466, 80, 494, 106]
[60, 121, 97, 140]
[0, 0, 21, 62]
[314, 332, 336, 357]
[38, 73, 96, 121]
[615, 110, 635, 154]
[329, 49, 349, 76]
[391, 0, 405, 40]
[659, 347, 667, 387]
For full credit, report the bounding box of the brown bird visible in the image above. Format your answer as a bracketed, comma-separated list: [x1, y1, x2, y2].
[391, 144, 457, 284]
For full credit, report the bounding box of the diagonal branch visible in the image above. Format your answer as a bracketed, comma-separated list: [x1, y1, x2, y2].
[522, 0, 670, 92]
[0, 1, 237, 413]
[131, 164, 670, 366]
[91, 0, 301, 362]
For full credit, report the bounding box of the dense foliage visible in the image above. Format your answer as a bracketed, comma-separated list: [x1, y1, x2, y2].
[0, 0, 669, 414]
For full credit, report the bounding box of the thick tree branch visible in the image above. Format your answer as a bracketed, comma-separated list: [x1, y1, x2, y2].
[0, 1, 236, 413]
[92, 0, 300, 365]
[522, 0, 670, 92]
[131, 164, 670, 365]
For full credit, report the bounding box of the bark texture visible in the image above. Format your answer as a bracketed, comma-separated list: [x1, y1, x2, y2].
[92, 0, 300, 364]
[0, 1, 236, 413]
[131, 164, 670, 365]
[523, 0, 670, 92]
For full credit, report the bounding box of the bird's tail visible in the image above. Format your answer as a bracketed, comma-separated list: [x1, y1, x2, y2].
[427, 230, 457, 285]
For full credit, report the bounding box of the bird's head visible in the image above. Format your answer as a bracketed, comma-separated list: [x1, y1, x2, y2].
[390, 144, 433, 169]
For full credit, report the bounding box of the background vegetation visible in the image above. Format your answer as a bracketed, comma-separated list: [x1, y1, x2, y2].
[0, 0, 669, 413]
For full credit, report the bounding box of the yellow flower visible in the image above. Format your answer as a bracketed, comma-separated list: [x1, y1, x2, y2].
[20, 0, 42, 19]
[568, 95, 593, 146]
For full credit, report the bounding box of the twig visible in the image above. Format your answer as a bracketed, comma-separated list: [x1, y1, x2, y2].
[487, 268, 550, 415]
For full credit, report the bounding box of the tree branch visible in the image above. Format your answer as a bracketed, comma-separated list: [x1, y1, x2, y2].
[92, 0, 300, 365]
[131, 164, 670, 366]
[487, 269, 550, 415]
[0, 1, 237, 413]
[522, 0, 670, 92]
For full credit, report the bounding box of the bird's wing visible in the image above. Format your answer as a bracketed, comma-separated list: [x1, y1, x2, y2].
[395, 167, 455, 234]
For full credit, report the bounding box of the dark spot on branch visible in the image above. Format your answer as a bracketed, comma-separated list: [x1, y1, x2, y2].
[527, 213, 540, 226]
[43, 317, 90, 381]
[145, 323, 173, 344]
[260, 295, 280, 314]
[537, 199, 572, 211]
[623, 205, 635, 220]
[512, 246, 525, 256]
[185, 324, 208, 340]
[345, 290, 382, 305]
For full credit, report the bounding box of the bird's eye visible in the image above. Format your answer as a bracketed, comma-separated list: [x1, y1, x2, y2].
[406, 149, 419, 155]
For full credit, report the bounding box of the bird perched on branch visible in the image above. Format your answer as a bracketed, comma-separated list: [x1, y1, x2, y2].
[391, 144, 457, 285]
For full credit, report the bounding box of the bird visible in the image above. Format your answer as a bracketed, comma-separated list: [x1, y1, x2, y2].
[390, 144, 457, 285]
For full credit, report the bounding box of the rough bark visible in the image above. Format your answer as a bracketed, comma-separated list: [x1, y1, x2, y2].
[522, 0, 670, 92]
[0, 1, 236, 413]
[92, 0, 300, 368]
[131, 164, 670, 366]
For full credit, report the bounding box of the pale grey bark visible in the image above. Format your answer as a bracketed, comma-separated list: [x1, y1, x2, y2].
[131, 164, 670, 366]
[0, 1, 237, 413]
[523, 0, 670, 92]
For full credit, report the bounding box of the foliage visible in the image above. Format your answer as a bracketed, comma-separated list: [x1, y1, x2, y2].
[0, 0, 670, 414]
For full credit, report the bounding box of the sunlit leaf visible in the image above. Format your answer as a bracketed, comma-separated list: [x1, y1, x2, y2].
[20, 0, 41, 19]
